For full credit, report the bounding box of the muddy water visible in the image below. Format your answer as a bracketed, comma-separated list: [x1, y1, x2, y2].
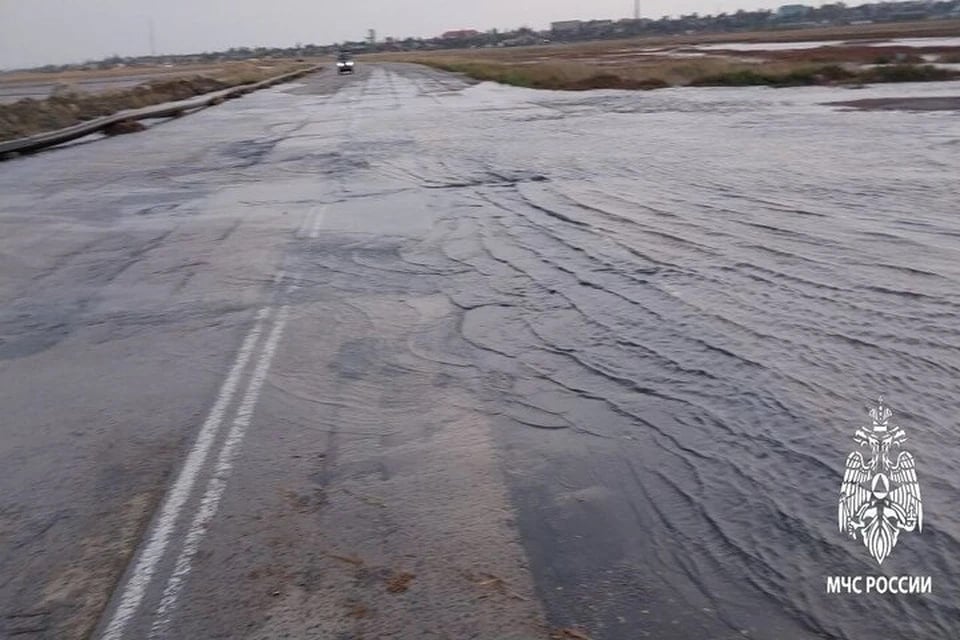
[301, 68, 960, 638]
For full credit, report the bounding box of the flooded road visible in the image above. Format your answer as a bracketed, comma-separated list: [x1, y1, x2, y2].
[439, 76, 960, 639]
[1, 64, 958, 639]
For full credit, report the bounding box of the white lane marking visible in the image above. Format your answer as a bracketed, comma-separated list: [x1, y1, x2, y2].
[148, 305, 292, 638]
[308, 204, 328, 239]
[285, 269, 303, 295]
[296, 211, 311, 238]
[100, 306, 274, 640]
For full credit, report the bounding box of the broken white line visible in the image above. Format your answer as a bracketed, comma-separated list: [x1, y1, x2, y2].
[148, 305, 292, 638]
[99, 306, 274, 640]
[309, 204, 328, 239]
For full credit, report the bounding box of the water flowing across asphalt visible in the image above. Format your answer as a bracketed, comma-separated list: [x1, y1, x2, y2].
[2, 63, 957, 639]
[299, 67, 960, 638]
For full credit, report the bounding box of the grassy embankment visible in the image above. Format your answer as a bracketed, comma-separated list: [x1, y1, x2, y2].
[369, 19, 960, 91]
[0, 60, 314, 143]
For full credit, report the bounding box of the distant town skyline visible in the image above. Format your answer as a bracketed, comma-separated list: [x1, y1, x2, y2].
[0, 0, 829, 69]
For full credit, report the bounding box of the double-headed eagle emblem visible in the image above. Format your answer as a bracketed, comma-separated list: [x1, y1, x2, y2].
[838, 397, 922, 565]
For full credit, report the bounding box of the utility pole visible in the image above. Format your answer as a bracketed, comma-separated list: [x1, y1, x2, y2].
[634, 0, 640, 20]
[149, 18, 156, 56]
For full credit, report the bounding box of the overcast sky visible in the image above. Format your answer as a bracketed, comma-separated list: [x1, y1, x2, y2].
[0, 0, 818, 69]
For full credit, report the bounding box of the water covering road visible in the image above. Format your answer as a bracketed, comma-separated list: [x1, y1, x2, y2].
[1, 64, 959, 639]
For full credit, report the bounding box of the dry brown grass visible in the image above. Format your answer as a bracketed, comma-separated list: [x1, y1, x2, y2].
[402, 56, 769, 89]
[419, 55, 958, 90]
[371, 21, 960, 91]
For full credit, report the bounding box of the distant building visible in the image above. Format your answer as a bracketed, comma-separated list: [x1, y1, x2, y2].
[550, 20, 583, 34]
[441, 29, 481, 40]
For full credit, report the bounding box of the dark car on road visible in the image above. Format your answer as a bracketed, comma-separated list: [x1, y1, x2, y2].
[336, 52, 355, 75]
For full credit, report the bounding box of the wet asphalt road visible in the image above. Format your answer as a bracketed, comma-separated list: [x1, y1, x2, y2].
[1, 64, 960, 640]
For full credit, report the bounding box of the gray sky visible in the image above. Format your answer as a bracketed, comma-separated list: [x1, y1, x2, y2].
[0, 0, 817, 69]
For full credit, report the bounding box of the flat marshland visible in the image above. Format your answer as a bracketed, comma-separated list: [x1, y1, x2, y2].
[368, 20, 960, 90]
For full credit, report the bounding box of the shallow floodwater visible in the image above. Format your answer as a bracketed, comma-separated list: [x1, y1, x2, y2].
[694, 35, 960, 51]
[308, 70, 960, 638]
[3, 64, 955, 639]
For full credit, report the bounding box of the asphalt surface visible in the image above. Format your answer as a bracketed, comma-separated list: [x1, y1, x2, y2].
[1, 64, 960, 640]
[1, 64, 546, 640]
